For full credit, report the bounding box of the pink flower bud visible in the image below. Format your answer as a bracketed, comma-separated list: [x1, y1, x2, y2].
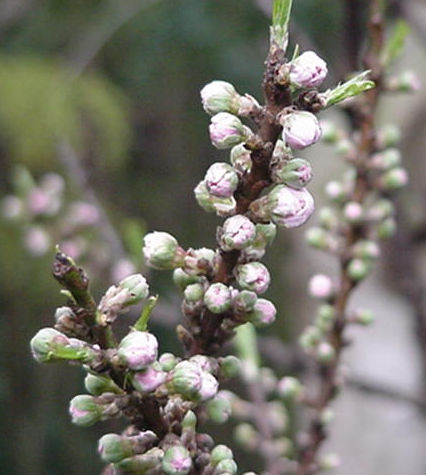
[236, 262, 270, 295]
[247, 298, 277, 327]
[198, 372, 219, 401]
[204, 283, 232, 313]
[117, 331, 158, 371]
[209, 112, 249, 149]
[343, 201, 363, 223]
[289, 51, 328, 88]
[271, 158, 313, 189]
[205, 162, 239, 198]
[221, 215, 256, 251]
[308, 274, 334, 299]
[280, 111, 322, 149]
[201, 80, 240, 115]
[24, 226, 51, 256]
[268, 185, 315, 228]
[131, 365, 166, 393]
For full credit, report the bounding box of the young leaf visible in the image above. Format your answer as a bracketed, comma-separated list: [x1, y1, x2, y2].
[381, 20, 410, 68]
[271, 0, 293, 50]
[320, 71, 375, 107]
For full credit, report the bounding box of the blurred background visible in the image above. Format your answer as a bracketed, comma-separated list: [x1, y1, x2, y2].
[0, 0, 425, 473]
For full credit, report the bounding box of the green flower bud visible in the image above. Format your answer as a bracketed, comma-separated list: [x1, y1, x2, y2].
[201, 81, 241, 115]
[232, 290, 258, 313]
[379, 167, 409, 191]
[367, 199, 394, 221]
[194, 181, 237, 216]
[377, 124, 401, 148]
[210, 445, 234, 467]
[184, 283, 204, 303]
[352, 308, 375, 325]
[206, 392, 232, 424]
[319, 452, 341, 470]
[371, 148, 401, 170]
[377, 217, 397, 239]
[271, 158, 313, 189]
[234, 423, 257, 450]
[305, 227, 329, 250]
[162, 446, 192, 475]
[118, 273, 149, 305]
[352, 240, 380, 260]
[317, 342, 336, 364]
[169, 361, 203, 398]
[142, 231, 185, 270]
[159, 353, 179, 371]
[182, 410, 197, 433]
[84, 373, 122, 396]
[230, 143, 252, 174]
[30, 328, 98, 364]
[173, 269, 201, 291]
[320, 120, 339, 143]
[115, 447, 164, 472]
[218, 356, 241, 379]
[347, 258, 372, 281]
[299, 325, 321, 350]
[69, 395, 102, 427]
[98, 433, 133, 463]
[318, 207, 339, 230]
[315, 304, 336, 332]
[215, 458, 238, 474]
[277, 376, 303, 400]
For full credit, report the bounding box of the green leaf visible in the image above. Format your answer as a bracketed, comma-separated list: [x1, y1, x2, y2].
[134, 295, 159, 331]
[271, 0, 293, 49]
[321, 71, 375, 107]
[381, 20, 410, 68]
[234, 323, 260, 368]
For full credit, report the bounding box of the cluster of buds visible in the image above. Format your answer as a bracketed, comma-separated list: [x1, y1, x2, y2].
[1, 166, 136, 281]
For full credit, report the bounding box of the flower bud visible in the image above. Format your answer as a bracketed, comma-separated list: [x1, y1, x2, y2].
[318, 207, 339, 230]
[210, 445, 234, 467]
[84, 373, 121, 396]
[162, 446, 192, 475]
[198, 372, 219, 401]
[182, 410, 197, 433]
[325, 181, 346, 201]
[277, 376, 303, 399]
[379, 167, 409, 191]
[184, 247, 217, 276]
[194, 181, 237, 216]
[220, 215, 256, 250]
[246, 298, 277, 327]
[173, 269, 201, 291]
[116, 447, 164, 472]
[206, 392, 232, 424]
[184, 283, 204, 303]
[243, 223, 277, 260]
[352, 240, 380, 260]
[377, 124, 401, 149]
[371, 148, 401, 171]
[232, 290, 258, 313]
[236, 262, 270, 295]
[320, 120, 339, 143]
[299, 325, 322, 350]
[159, 352, 179, 371]
[209, 112, 250, 149]
[317, 342, 336, 364]
[131, 365, 166, 393]
[69, 395, 102, 427]
[117, 331, 158, 371]
[98, 433, 133, 463]
[315, 304, 335, 332]
[280, 111, 322, 149]
[169, 361, 203, 398]
[230, 144, 252, 174]
[336, 138, 355, 157]
[308, 274, 334, 299]
[218, 355, 241, 379]
[367, 199, 394, 221]
[2, 195, 23, 220]
[234, 423, 257, 450]
[347, 258, 372, 281]
[24, 226, 51, 256]
[267, 185, 315, 228]
[289, 51, 328, 88]
[201, 81, 241, 115]
[343, 201, 363, 223]
[205, 163, 239, 198]
[319, 453, 341, 470]
[30, 328, 98, 364]
[204, 283, 232, 313]
[352, 308, 375, 326]
[271, 158, 313, 189]
[189, 354, 215, 373]
[118, 273, 149, 305]
[142, 232, 185, 270]
[387, 70, 421, 92]
[305, 227, 329, 250]
[377, 217, 397, 239]
[215, 458, 238, 474]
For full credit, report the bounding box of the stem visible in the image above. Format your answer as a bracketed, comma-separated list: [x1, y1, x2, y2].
[296, 2, 386, 473]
